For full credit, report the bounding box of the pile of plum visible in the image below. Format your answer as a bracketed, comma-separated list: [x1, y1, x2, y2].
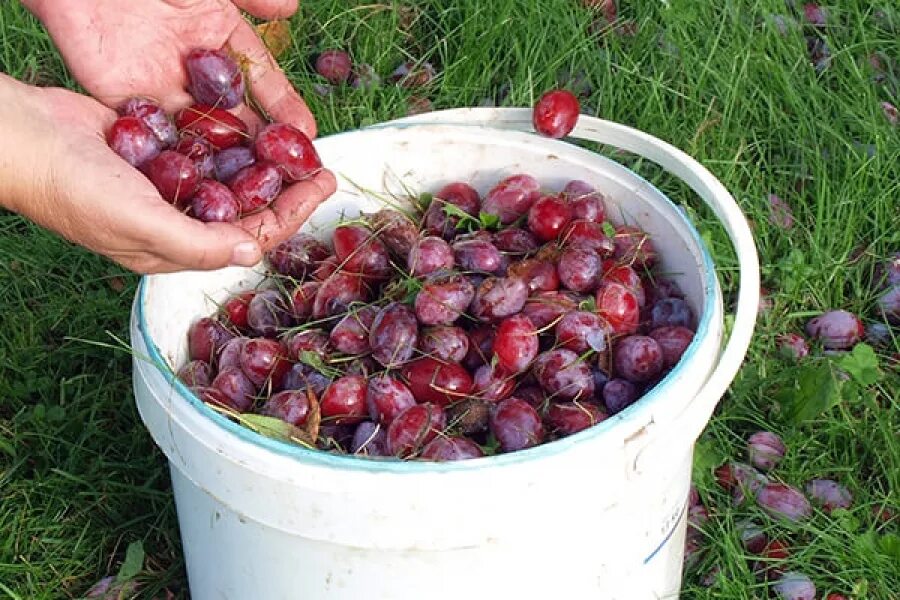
[106, 47, 322, 222]
[177, 174, 699, 461]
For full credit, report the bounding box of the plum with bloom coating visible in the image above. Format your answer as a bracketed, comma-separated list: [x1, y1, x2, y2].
[805, 479, 852, 513]
[185, 48, 245, 108]
[756, 483, 812, 522]
[747, 431, 786, 471]
[773, 571, 816, 600]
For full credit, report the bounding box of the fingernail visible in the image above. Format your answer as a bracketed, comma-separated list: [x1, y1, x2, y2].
[230, 241, 261, 267]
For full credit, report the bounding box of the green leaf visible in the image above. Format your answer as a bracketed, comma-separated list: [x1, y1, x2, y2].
[478, 433, 501, 456]
[851, 579, 870, 597]
[299, 351, 342, 379]
[0, 435, 15, 458]
[438, 202, 478, 232]
[478, 211, 502, 230]
[878, 533, 900, 565]
[784, 361, 847, 423]
[417, 192, 433, 212]
[836, 344, 881, 386]
[402, 277, 423, 305]
[238, 414, 311, 446]
[833, 509, 861, 533]
[47, 405, 65, 422]
[601, 221, 616, 238]
[854, 530, 879, 555]
[777, 249, 816, 296]
[115, 541, 144, 583]
[441, 202, 469, 220]
[692, 438, 726, 488]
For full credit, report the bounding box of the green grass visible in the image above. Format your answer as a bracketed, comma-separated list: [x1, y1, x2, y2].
[1, 0, 898, 598]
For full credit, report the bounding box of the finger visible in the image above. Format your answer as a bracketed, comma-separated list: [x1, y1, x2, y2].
[231, 0, 299, 20]
[155, 89, 196, 116]
[231, 102, 266, 136]
[228, 20, 317, 138]
[238, 169, 337, 250]
[108, 251, 183, 275]
[138, 202, 264, 270]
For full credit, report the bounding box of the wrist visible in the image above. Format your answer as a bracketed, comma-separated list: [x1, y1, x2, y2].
[0, 76, 53, 215]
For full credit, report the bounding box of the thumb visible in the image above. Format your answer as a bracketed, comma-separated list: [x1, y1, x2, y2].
[231, 0, 298, 20]
[150, 211, 264, 271]
[228, 21, 317, 138]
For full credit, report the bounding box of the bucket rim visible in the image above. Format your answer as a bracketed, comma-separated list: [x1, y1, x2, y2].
[135, 120, 719, 473]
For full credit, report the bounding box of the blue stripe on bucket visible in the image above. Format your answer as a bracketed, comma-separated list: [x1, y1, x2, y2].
[643, 503, 687, 565]
[135, 125, 719, 473]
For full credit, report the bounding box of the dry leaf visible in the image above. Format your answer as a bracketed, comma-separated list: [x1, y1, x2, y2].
[406, 96, 434, 116]
[397, 5, 421, 31]
[582, 0, 617, 23]
[255, 20, 292, 59]
[616, 19, 639, 37]
[108, 277, 126, 292]
[304, 388, 321, 442]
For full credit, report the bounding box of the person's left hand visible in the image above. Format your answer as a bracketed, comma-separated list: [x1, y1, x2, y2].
[25, 0, 315, 137]
[0, 74, 335, 274]
[22, 0, 338, 256]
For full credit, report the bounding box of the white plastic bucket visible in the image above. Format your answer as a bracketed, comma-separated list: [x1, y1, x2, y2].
[130, 108, 759, 600]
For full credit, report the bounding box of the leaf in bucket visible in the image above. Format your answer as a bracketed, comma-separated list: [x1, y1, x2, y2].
[239, 413, 314, 447]
[601, 221, 617, 239]
[441, 202, 478, 231]
[478, 432, 501, 456]
[401, 276, 424, 305]
[299, 350, 341, 379]
[116, 541, 144, 582]
[304, 387, 321, 442]
[417, 192, 434, 212]
[479, 211, 502, 231]
[255, 20, 292, 58]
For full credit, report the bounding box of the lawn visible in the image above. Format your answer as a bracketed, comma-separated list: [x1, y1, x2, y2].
[0, 0, 898, 598]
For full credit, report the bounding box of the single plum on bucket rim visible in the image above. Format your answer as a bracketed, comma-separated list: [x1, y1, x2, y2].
[532, 89, 580, 138]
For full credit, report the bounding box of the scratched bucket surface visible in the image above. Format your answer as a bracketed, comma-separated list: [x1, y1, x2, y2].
[130, 108, 759, 599]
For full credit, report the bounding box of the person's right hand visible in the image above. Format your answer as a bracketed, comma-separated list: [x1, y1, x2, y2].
[0, 75, 335, 274]
[23, 0, 315, 136]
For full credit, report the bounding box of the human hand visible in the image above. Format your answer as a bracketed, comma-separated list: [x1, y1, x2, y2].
[23, 0, 315, 136]
[0, 75, 335, 274]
